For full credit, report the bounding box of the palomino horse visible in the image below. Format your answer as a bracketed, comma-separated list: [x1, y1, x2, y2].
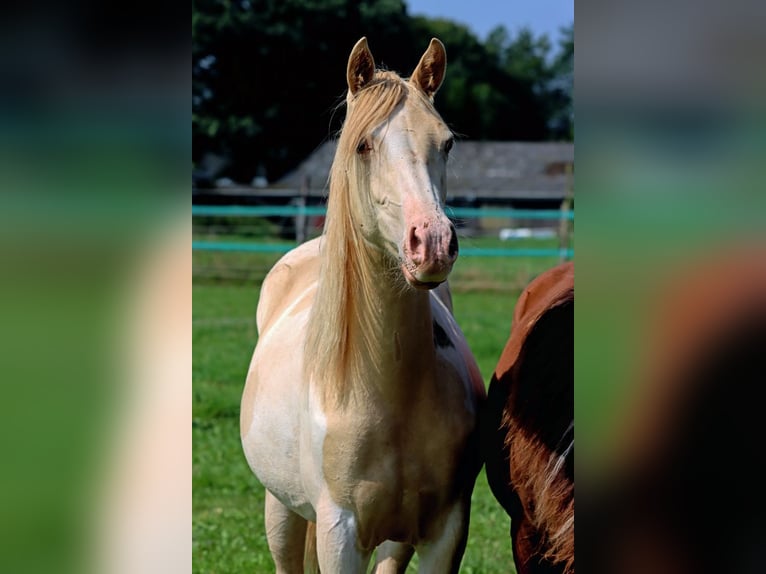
[484, 262, 574, 574]
[241, 38, 485, 573]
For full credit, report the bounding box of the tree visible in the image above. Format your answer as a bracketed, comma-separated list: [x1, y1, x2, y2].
[483, 24, 573, 140]
[549, 24, 574, 139]
[192, 1, 574, 185]
[193, 0, 416, 184]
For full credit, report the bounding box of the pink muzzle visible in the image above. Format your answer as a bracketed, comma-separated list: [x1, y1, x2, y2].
[401, 216, 458, 289]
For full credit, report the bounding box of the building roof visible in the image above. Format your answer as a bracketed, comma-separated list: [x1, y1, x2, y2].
[275, 140, 573, 200]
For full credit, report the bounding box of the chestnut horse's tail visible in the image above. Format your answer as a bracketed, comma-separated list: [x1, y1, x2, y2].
[304, 521, 319, 574]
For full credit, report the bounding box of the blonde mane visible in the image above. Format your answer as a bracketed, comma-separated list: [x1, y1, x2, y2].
[304, 70, 420, 406]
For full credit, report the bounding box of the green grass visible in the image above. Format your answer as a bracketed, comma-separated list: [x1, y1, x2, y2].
[193, 251, 564, 573]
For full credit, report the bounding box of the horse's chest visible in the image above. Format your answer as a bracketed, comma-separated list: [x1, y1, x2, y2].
[321, 405, 470, 547]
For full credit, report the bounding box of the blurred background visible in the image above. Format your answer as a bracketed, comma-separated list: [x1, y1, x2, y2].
[576, 1, 766, 571]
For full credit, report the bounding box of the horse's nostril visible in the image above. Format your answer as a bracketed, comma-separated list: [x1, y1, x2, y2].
[409, 226, 421, 250]
[408, 226, 424, 263]
[448, 226, 459, 260]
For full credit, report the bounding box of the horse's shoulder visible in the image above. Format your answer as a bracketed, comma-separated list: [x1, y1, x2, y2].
[429, 287, 486, 402]
[257, 238, 321, 333]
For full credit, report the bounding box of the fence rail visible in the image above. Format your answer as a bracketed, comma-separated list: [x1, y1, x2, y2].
[193, 204, 574, 259]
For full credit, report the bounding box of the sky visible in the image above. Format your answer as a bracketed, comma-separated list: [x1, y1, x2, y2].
[405, 0, 573, 44]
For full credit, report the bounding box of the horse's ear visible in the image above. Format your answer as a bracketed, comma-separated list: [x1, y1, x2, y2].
[347, 37, 376, 95]
[410, 38, 446, 100]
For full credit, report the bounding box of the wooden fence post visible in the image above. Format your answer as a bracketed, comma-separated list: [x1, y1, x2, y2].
[558, 162, 573, 262]
[295, 176, 309, 244]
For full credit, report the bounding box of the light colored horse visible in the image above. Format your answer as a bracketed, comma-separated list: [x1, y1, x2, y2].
[240, 37, 485, 573]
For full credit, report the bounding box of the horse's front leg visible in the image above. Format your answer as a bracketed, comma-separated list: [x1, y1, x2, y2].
[415, 498, 471, 574]
[315, 494, 371, 573]
[264, 490, 308, 574]
[372, 540, 415, 573]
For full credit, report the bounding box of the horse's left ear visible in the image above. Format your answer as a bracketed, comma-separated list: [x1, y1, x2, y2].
[410, 38, 447, 100]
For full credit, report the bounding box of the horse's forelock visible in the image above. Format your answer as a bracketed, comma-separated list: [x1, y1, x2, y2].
[337, 71, 408, 159]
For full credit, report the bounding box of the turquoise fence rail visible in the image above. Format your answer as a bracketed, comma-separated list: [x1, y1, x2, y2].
[193, 204, 573, 258]
[192, 241, 573, 259]
[192, 205, 328, 217]
[192, 204, 574, 221]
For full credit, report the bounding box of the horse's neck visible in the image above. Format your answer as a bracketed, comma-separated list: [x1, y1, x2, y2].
[319, 240, 437, 400]
[364, 276, 436, 401]
[354, 243, 436, 353]
[362, 266, 434, 364]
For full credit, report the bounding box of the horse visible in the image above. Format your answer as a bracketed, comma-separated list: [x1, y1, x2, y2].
[240, 37, 485, 573]
[483, 262, 574, 574]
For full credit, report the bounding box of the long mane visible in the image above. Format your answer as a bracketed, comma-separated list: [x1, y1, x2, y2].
[303, 71, 410, 406]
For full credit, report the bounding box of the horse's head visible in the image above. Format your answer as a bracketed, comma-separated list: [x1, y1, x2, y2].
[335, 37, 457, 290]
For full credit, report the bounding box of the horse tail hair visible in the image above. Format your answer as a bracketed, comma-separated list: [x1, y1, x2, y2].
[304, 520, 319, 574]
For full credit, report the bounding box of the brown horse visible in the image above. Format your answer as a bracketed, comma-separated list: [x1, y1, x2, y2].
[484, 262, 574, 574]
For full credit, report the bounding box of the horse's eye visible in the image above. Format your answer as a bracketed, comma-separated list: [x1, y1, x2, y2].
[356, 138, 371, 155]
[444, 137, 454, 154]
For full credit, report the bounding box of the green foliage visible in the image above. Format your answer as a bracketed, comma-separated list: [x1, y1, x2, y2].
[193, 0, 573, 183]
[550, 24, 574, 139]
[483, 23, 574, 140]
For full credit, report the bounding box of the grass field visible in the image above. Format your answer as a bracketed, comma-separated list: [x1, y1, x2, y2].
[193, 245, 565, 573]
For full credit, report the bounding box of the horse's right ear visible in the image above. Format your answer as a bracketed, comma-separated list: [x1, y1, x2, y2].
[347, 37, 376, 95]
